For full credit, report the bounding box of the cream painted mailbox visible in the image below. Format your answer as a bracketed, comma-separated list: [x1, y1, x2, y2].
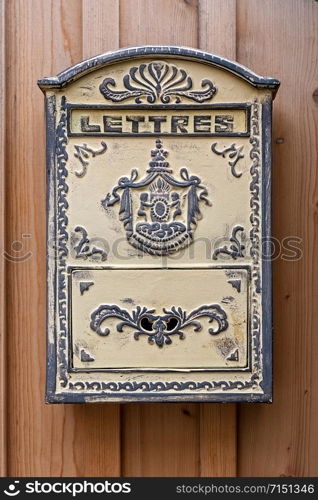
[38, 46, 279, 403]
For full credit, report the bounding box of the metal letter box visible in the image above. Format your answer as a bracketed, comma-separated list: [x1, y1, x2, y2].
[38, 46, 279, 402]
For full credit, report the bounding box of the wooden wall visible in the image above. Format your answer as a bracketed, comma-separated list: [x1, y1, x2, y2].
[1, 0, 317, 477]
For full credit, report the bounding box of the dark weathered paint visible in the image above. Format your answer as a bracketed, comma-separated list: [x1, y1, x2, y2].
[39, 46, 278, 404]
[38, 45, 280, 96]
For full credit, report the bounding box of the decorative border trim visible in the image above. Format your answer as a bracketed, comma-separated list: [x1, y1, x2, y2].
[55, 96, 69, 388]
[49, 97, 267, 401]
[38, 46, 280, 96]
[249, 101, 262, 388]
[68, 377, 259, 393]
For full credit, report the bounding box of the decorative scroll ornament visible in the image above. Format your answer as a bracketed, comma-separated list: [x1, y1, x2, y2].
[90, 304, 228, 347]
[74, 141, 107, 178]
[100, 61, 217, 104]
[73, 226, 107, 261]
[211, 143, 244, 178]
[102, 139, 211, 255]
[213, 225, 245, 260]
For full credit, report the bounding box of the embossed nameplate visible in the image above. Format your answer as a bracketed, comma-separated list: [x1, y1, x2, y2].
[39, 46, 279, 403]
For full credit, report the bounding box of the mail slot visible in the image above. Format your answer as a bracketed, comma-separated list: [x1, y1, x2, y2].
[38, 46, 279, 402]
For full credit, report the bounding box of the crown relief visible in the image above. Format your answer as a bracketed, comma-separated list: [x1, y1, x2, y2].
[99, 61, 217, 104]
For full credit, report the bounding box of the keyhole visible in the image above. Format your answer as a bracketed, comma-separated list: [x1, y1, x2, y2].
[140, 317, 154, 331]
[166, 317, 178, 331]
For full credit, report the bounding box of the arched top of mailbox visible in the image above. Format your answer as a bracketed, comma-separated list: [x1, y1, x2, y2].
[38, 45, 280, 97]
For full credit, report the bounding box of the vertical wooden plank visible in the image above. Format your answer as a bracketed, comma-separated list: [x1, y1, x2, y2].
[199, 0, 236, 57]
[0, 0, 6, 477]
[120, 0, 200, 478]
[237, 0, 318, 476]
[119, 0, 199, 47]
[123, 404, 200, 477]
[198, 0, 237, 478]
[6, 0, 80, 477]
[199, 405, 237, 477]
[6, 0, 120, 477]
[82, 0, 119, 57]
[75, 0, 122, 478]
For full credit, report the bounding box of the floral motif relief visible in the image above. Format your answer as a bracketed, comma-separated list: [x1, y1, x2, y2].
[90, 304, 228, 347]
[100, 61, 217, 104]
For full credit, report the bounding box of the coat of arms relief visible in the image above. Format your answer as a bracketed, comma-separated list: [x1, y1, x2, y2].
[102, 139, 211, 256]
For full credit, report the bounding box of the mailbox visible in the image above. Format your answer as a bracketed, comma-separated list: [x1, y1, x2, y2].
[38, 46, 279, 403]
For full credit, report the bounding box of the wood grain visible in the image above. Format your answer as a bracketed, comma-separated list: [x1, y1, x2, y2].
[6, 0, 121, 476]
[237, 0, 318, 477]
[6, 0, 79, 476]
[82, 0, 119, 58]
[0, 0, 6, 477]
[199, 405, 237, 477]
[199, 0, 236, 58]
[198, 0, 237, 477]
[119, 0, 199, 47]
[122, 404, 200, 477]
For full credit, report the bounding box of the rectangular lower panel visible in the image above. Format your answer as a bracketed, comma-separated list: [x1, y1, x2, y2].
[70, 267, 249, 371]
